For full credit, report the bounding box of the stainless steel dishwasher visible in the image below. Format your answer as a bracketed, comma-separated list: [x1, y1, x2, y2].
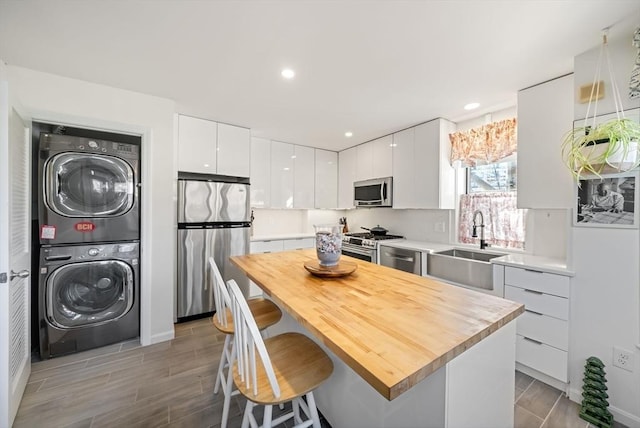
[379, 245, 422, 275]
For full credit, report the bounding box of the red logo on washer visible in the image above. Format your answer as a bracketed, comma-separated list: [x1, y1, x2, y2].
[75, 222, 96, 232]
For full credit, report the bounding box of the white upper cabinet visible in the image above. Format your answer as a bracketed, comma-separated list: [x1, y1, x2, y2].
[250, 137, 271, 208]
[391, 127, 415, 208]
[392, 119, 456, 209]
[293, 145, 315, 209]
[356, 143, 373, 181]
[338, 146, 358, 209]
[270, 141, 295, 208]
[354, 136, 393, 182]
[217, 123, 251, 177]
[372, 135, 393, 178]
[177, 115, 250, 177]
[177, 115, 217, 174]
[517, 74, 574, 208]
[315, 149, 338, 209]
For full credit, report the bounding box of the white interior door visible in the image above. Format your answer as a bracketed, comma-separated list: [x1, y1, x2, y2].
[0, 72, 32, 427]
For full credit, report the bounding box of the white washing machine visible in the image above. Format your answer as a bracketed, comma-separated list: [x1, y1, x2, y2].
[38, 242, 140, 359]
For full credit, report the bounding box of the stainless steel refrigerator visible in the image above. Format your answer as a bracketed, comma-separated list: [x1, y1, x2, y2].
[176, 176, 250, 319]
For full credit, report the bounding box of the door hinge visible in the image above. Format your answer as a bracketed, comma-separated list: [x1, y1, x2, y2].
[0, 272, 7, 283]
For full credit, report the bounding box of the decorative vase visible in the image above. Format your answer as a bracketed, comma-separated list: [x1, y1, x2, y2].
[314, 224, 342, 267]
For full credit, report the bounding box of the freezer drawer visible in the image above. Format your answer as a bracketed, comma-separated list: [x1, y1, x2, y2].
[177, 227, 249, 318]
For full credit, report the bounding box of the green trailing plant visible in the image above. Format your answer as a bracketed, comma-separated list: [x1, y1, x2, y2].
[562, 30, 640, 183]
[562, 117, 640, 182]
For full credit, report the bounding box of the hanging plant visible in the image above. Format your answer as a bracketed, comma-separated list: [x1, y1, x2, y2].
[562, 31, 640, 182]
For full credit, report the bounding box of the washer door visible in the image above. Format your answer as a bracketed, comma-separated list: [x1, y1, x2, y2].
[44, 152, 134, 217]
[46, 260, 134, 329]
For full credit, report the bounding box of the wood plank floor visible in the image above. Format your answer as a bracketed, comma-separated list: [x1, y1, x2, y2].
[15, 318, 626, 428]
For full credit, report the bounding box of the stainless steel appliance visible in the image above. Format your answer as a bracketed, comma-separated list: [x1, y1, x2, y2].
[341, 232, 404, 263]
[38, 133, 140, 245]
[354, 177, 393, 207]
[379, 246, 422, 275]
[177, 175, 250, 319]
[38, 242, 140, 359]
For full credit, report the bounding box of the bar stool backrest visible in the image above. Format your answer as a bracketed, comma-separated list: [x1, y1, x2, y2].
[209, 257, 231, 329]
[227, 279, 281, 399]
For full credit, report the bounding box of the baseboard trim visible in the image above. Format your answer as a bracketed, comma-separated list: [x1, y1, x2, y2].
[569, 386, 640, 428]
[149, 329, 174, 345]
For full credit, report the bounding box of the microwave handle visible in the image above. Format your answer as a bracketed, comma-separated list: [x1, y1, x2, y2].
[382, 182, 387, 201]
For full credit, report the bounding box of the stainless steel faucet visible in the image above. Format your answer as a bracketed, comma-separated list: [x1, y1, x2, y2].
[472, 210, 489, 250]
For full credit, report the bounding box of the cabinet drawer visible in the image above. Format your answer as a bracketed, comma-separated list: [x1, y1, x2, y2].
[516, 334, 568, 382]
[517, 310, 568, 351]
[504, 267, 569, 297]
[505, 285, 568, 320]
[283, 238, 314, 250]
[250, 240, 284, 254]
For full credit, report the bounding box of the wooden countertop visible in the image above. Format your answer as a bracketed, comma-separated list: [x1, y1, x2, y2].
[231, 250, 524, 401]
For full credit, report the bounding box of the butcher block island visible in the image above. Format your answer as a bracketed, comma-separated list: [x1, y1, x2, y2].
[231, 250, 524, 428]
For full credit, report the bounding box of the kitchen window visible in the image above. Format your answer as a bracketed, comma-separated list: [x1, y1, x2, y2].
[450, 119, 526, 249]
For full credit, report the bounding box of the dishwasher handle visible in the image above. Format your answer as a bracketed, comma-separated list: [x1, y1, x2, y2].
[383, 251, 414, 262]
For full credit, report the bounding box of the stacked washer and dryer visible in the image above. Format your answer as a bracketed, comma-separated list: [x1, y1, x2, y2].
[37, 133, 141, 359]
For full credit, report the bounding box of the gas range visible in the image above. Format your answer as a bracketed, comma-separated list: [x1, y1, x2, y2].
[341, 232, 404, 263]
[342, 232, 405, 249]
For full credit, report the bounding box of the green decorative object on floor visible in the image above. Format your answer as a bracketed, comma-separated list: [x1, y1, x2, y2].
[579, 356, 613, 428]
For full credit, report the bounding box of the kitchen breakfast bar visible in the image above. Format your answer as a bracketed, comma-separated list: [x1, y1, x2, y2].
[231, 250, 524, 428]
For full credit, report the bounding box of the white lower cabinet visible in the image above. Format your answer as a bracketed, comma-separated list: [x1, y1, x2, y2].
[503, 266, 570, 383]
[249, 237, 314, 296]
[282, 237, 314, 250]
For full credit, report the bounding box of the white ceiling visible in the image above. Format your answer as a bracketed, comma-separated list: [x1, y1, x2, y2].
[1, 1, 639, 151]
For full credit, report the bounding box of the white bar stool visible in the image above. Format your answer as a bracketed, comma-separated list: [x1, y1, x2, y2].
[209, 258, 282, 428]
[227, 279, 334, 428]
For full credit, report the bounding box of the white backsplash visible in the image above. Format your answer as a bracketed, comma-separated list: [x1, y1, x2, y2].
[251, 209, 346, 237]
[344, 208, 452, 242]
[527, 209, 569, 259]
[252, 207, 568, 260]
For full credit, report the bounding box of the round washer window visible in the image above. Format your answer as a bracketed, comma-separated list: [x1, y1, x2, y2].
[46, 260, 134, 329]
[45, 153, 134, 217]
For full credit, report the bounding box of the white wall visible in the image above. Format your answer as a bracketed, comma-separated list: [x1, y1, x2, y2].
[569, 32, 640, 427]
[8, 66, 177, 346]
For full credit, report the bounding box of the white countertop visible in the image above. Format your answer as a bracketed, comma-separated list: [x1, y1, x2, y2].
[250, 233, 315, 242]
[377, 240, 574, 276]
[491, 254, 574, 276]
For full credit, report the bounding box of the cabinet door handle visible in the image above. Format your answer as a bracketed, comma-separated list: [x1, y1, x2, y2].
[524, 288, 543, 295]
[263, 251, 271, 253]
[524, 268, 544, 274]
[525, 309, 543, 316]
[523, 336, 543, 345]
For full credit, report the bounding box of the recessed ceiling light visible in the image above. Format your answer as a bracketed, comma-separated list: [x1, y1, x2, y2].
[345, 132, 353, 138]
[464, 102, 480, 110]
[281, 68, 295, 79]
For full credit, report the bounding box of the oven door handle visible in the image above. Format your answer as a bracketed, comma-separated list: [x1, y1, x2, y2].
[342, 245, 374, 257]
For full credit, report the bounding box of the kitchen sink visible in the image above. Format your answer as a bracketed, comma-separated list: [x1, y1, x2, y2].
[427, 249, 505, 291]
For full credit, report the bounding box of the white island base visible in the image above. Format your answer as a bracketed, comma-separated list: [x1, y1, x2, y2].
[269, 313, 516, 428]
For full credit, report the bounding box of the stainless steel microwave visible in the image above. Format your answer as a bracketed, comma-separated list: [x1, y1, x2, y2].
[354, 177, 393, 207]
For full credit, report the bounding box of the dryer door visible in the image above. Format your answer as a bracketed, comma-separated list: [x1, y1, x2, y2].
[45, 260, 134, 329]
[44, 152, 134, 217]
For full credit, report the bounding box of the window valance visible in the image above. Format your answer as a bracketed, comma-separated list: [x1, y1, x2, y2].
[449, 118, 517, 166]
